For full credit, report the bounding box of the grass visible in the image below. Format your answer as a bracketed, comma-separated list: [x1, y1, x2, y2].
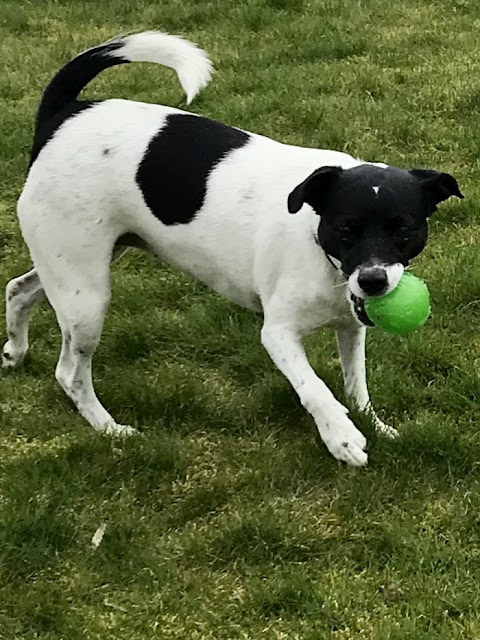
[1, 0, 480, 637]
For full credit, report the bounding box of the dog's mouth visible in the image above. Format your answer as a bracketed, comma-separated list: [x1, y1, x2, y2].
[350, 293, 374, 327]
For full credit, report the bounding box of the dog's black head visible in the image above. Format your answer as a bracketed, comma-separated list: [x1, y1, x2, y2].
[288, 164, 462, 313]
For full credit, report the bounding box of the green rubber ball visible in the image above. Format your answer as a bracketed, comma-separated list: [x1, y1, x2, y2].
[364, 272, 431, 335]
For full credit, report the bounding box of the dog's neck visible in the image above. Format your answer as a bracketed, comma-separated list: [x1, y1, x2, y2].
[313, 232, 342, 273]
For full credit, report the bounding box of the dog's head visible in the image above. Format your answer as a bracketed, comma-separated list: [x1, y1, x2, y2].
[288, 164, 463, 322]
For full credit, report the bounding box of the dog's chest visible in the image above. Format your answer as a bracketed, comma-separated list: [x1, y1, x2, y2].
[197, 270, 263, 312]
[293, 283, 357, 334]
[262, 256, 357, 334]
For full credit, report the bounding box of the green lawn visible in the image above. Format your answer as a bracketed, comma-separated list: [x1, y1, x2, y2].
[1, 0, 480, 638]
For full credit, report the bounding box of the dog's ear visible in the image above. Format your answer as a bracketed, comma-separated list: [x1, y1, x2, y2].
[288, 166, 342, 214]
[409, 168, 464, 211]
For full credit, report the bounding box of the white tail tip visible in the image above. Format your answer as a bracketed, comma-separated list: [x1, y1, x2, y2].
[110, 31, 213, 104]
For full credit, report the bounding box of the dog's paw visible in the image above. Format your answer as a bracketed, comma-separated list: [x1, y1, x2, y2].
[2, 340, 26, 369]
[100, 421, 137, 437]
[319, 405, 368, 467]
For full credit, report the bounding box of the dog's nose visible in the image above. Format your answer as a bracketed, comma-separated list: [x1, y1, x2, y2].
[358, 268, 388, 296]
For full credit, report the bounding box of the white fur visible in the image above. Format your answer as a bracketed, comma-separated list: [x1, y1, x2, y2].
[385, 263, 405, 293]
[3, 34, 398, 465]
[349, 262, 404, 299]
[108, 31, 212, 104]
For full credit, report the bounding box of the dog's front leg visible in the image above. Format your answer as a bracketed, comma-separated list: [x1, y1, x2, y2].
[336, 327, 398, 438]
[261, 322, 368, 466]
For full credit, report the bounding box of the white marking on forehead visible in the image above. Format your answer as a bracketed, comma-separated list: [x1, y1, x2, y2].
[372, 186, 380, 195]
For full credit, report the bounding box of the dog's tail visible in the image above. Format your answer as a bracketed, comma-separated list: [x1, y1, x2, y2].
[35, 31, 213, 129]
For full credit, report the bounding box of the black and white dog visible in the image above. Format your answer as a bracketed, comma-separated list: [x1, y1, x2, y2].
[3, 32, 463, 465]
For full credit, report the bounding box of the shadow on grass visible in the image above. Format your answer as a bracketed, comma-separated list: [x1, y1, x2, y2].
[0, 432, 186, 581]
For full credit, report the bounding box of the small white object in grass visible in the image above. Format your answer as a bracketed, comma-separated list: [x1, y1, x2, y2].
[91, 523, 107, 549]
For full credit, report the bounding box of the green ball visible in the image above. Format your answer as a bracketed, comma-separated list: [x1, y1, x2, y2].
[364, 272, 431, 335]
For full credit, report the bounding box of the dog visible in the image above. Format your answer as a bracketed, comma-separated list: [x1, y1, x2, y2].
[3, 32, 463, 466]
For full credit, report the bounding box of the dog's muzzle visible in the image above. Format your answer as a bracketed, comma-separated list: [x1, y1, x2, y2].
[350, 293, 374, 326]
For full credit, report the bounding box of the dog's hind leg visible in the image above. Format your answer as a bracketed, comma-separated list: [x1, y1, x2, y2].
[51, 265, 134, 435]
[3, 268, 46, 368]
[23, 222, 134, 435]
[336, 327, 398, 438]
[2, 244, 132, 370]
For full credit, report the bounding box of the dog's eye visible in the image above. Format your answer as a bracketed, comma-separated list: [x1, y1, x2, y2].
[397, 226, 411, 240]
[338, 226, 354, 241]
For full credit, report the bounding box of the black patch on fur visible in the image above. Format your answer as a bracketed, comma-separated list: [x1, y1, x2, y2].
[136, 114, 250, 225]
[29, 100, 96, 168]
[350, 294, 374, 326]
[103, 148, 110, 156]
[290, 164, 462, 278]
